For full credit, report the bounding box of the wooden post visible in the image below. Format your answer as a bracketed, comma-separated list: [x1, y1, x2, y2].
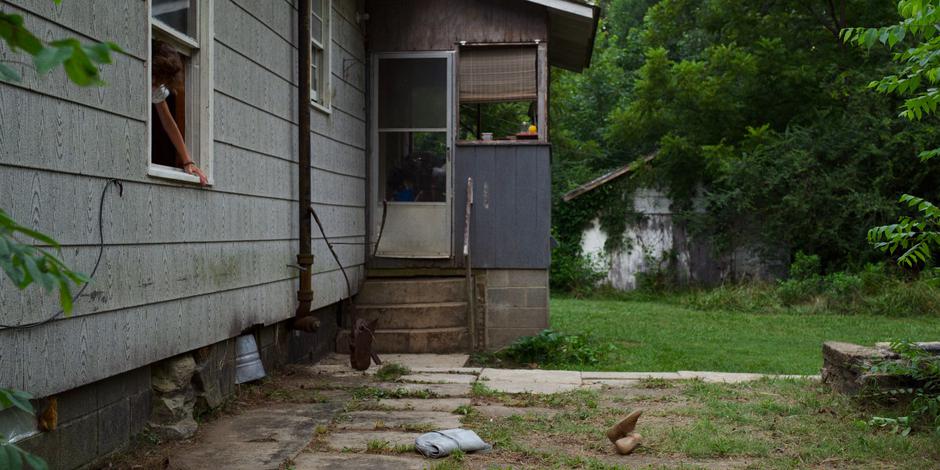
[537, 41, 549, 142]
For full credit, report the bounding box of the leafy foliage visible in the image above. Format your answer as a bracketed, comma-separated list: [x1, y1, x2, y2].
[0, 3, 120, 468]
[498, 329, 612, 367]
[867, 340, 940, 435]
[838, 1, 940, 271]
[0, 0, 122, 85]
[550, 0, 940, 290]
[0, 210, 88, 314]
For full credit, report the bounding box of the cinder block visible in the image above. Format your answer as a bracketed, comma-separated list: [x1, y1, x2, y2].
[486, 328, 544, 350]
[504, 270, 549, 288]
[486, 270, 510, 287]
[56, 411, 98, 469]
[55, 382, 98, 423]
[18, 428, 61, 467]
[97, 399, 130, 457]
[487, 307, 549, 329]
[129, 390, 151, 435]
[525, 288, 549, 308]
[97, 367, 149, 408]
[486, 288, 527, 308]
[259, 324, 277, 348]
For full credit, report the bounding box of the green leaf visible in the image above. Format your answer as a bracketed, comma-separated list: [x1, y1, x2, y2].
[58, 279, 73, 315]
[0, 445, 12, 470]
[22, 450, 47, 470]
[0, 62, 21, 82]
[33, 45, 73, 75]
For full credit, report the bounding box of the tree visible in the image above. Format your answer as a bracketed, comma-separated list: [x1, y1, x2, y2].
[844, 0, 940, 269]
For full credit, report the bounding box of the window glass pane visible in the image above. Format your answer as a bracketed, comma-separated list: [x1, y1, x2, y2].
[379, 132, 447, 202]
[312, 0, 324, 19]
[312, 15, 323, 44]
[153, 0, 193, 38]
[378, 58, 447, 129]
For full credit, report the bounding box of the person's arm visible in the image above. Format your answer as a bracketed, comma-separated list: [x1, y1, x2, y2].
[154, 101, 208, 186]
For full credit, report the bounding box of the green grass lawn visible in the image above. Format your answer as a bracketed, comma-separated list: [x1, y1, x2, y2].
[550, 297, 940, 375]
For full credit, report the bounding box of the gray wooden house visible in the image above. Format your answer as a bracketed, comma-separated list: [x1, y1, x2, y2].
[0, 0, 597, 466]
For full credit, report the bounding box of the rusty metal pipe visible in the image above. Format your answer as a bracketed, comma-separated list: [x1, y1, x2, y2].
[293, 0, 318, 332]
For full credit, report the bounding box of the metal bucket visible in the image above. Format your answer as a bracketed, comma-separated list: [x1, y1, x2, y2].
[235, 334, 266, 384]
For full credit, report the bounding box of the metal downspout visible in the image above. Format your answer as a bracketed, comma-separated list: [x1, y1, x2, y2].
[294, 0, 318, 332]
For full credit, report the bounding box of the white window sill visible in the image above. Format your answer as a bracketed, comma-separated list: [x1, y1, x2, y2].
[148, 164, 208, 185]
[311, 100, 332, 115]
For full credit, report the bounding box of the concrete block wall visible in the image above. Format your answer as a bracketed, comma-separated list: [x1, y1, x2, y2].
[18, 367, 151, 469]
[17, 308, 339, 470]
[485, 269, 550, 350]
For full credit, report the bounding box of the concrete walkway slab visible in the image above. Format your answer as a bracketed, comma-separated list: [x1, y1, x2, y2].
[581, 372, 683, 380]
[400, 373, 477, 384]
[324, 431, 418, 451]
[480, 368, 582, 384]
[377, 398, 469, 412]
[337, 411, 462, 431]
[169, 404, 338, 470]
[484, 381, 582, 394]
[377, 354, 470, 369]
[409, 367, 483, 375]
[293, 453, 426, 470]
[376, 382, 471, 397]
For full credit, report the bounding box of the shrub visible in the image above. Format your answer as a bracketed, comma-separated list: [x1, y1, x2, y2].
[499, 329, 611, 367]
[790, 251, 822, 281]
[867, 341, 940, 435]
[550, 246, 606, 296]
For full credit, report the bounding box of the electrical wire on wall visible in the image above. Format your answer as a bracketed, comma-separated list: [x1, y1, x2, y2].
[0, 179, 124, 330]
[309, 206, 352, 299]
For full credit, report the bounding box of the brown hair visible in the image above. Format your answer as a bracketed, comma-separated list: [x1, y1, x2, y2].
[152, 41, 183, 90]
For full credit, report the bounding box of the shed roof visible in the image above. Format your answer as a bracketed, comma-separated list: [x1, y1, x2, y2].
[525, 0, 599, 71]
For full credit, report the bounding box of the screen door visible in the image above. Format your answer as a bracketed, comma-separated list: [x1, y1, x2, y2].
[371, 52, 453, 258]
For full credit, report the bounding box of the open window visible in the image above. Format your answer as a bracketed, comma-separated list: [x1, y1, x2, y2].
[458, 45, 544, 143]
[149, 0, 213, 185]
[310, 0, 332, 112]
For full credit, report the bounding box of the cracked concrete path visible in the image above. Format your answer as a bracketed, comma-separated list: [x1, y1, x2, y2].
[164, 353, 818, 469]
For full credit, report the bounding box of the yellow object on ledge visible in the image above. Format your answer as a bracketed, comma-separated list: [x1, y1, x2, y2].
[528, 124, 538, 133]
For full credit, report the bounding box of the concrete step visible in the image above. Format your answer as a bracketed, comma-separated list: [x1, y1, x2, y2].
[336, 327, 470, 354]
[355, 277, 466, 305]
[353, 302, 468, 330]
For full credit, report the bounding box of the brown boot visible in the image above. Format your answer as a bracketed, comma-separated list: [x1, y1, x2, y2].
[606, 409, 643, 443]
[614, 432, 642, 455]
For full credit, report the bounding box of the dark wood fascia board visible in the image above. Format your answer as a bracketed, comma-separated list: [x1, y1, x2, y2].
[562, 152, 657, 202]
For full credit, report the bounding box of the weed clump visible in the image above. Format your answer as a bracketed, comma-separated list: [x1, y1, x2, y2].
[497, 329, 613, 367]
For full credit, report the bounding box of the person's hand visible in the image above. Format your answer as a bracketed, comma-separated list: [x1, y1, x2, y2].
[183, 161, 209, 186]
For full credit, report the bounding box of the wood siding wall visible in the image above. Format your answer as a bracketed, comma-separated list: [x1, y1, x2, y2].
[366, 0, 548, 52]
[0, 0, 368, 397]
[454, 144, 551, 269]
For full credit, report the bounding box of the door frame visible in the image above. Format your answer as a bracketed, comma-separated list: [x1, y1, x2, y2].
[369, 50, 455, 259]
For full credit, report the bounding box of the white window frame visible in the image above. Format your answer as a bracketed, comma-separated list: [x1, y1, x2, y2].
[310, 0, 332, 114]
[147, 0, 215, 186]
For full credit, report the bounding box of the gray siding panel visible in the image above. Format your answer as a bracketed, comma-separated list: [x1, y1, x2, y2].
[1, 0, 367, 397]
[454, 145, 551, 269]
[1, 3, 148, 121]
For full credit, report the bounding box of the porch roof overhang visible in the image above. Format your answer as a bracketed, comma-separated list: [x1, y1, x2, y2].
[525, 0, 599, 72]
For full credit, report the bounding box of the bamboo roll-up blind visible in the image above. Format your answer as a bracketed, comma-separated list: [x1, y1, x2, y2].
[459, 46, 538, 103]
